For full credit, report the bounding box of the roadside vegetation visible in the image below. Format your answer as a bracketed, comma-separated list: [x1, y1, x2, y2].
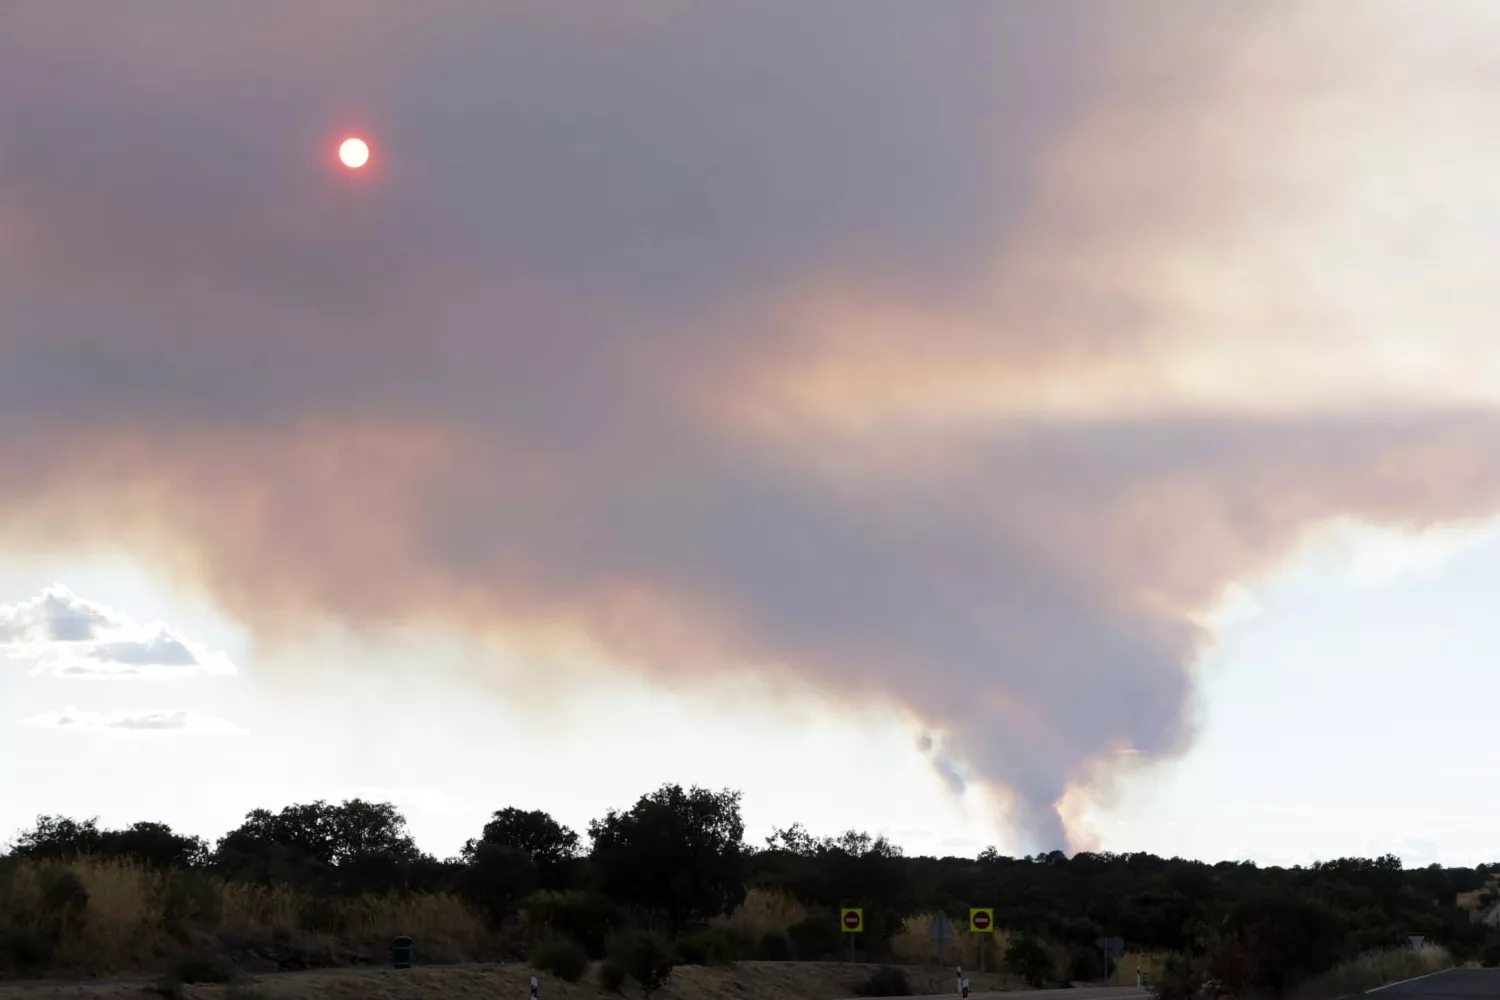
[0, 786, 1493, 999]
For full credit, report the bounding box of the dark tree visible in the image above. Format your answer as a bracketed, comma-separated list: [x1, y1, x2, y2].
[9, 816, 207, 869]
[589, 784, 746, 933]
[463, 807, 579, 890]
[458, 842, 539, 924]
[213, 799, 426, 893]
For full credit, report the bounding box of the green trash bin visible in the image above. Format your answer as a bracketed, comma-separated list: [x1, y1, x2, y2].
[391, 935, 414, 969]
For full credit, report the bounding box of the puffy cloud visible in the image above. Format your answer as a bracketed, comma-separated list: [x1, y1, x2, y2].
[1, 3, 1500, 846]
[21, 705, 246, 737]
[0, 586, 235, 679]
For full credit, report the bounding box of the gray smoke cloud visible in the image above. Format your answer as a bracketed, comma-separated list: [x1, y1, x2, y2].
[3, 2, 1500, 847]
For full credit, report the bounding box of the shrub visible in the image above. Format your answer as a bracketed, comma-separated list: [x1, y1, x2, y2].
[759, 928, 796, 961]
[530, 937, 589, 982]
[676, 928, 734, 966]
[854, 966, 910, 997]
[167, 951, 238, 984]
[36, 866, 89, 940]
[161, 869, 223, 940]
[0, 927, 54, 973]
[788, 912, 842, 961]
[1006, 936, 1055, 988]
[1066, 944, 1104, 982]
[599, 958, 628, 993]
[523, 890, 625, 958]
[610, 929, 675, 998]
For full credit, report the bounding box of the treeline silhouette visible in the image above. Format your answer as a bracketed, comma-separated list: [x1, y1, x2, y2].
[3, 783, 1497, 997]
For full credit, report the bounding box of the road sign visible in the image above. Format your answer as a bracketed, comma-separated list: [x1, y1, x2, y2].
[930, 910, 955, 946]
[841, 908, 864, 933]
[1095, 935, 1125, 958]
[970, 908, 994, 933]
[1409, 935, 1425, 949]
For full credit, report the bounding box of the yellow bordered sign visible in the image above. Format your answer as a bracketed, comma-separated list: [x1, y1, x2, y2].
[970, 907, 995, 933]
[840, 907, 864, 933]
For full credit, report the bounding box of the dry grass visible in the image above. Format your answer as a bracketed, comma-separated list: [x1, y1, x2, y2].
[887, 912, 1007, 969]
[0, 856, 500, 977]
[1283, 945, 1453, 1000]
[710, 889, 806, 940]
[1105, 950, 1169, 986]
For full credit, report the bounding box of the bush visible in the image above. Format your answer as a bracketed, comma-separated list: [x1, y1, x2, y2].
[759, 928, 796, 961]
[0, 927, 54, 974]
[166, 951, 238, 984]
[788, 912, 843, 961]
[160, 870, 223, 940]
[676, 928, 734, 966]
[1066, 944, 1104, 982]
[530, 937, 589, 982]
[523, 890, 626, 958]
[854, 966, 910, 997]
[1006, 936, 1055, 988]
[599, 959, 628, 993]
[610, 930, 675, 998]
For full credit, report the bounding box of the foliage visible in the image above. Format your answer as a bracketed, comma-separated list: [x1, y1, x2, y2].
[623, 930, 676, 999]
[589, 784, 746, 934]
[530, 936, 589, 981]
[853, 966, 910, 996]
[787, 911, 842, 961]
[214, 799, 430, 896]
[0, 926, 53, 973]
[523, 890, 627, 958]
[463, 808, 580, 891]
[1210, 894, 1347, 997]
[8, 816, 208, 869]
[675, 927, 734, 965]
[1066, 943, 1103, 982]
[759, 928, 796, 960]
[459, 842, 539, 925]
[1282, 946, 1452, 1000]
[1, 787, 1498, 998]
[599, 958, 628, 992]
[1005, 935, 1055, 988]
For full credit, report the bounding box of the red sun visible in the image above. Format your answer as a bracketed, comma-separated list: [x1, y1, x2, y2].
[338, 137, 370, 169]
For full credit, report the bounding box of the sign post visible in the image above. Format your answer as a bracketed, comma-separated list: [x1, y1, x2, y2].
[930, 911, 954, 967]
[530, 977, 538, 1000]
[970, 909, 994, 973]
[1095, 936, 1124, 983]
[841, 908, 863, 961]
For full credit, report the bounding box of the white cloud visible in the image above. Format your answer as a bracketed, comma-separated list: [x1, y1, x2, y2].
[1, 584, 235, 678]
[21, 705, 246, 737]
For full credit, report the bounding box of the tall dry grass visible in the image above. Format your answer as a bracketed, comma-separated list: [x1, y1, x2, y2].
[888, 912, 1008, 969]
[1283, 946, 1453, 1000]
[711, 888, 807, 939]
[0, 856, 497, 976]
[1107, 950, 1169, 986]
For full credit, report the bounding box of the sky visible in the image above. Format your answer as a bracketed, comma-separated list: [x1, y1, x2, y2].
[4, 1, 1500, 865]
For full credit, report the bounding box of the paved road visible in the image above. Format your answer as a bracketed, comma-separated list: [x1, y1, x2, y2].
[855, 988, 1149, 1000]
[1368, 969, 1500, 997]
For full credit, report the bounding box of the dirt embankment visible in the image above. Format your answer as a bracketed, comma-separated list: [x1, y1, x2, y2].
[0, 961, 1042, 1000]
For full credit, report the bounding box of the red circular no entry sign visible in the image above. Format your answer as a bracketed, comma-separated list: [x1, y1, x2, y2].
[844, 911, 861, 929]
[973, 911, 991, 930]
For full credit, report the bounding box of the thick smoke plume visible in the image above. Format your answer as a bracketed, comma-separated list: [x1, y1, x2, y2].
[4, 3, 1500, 847]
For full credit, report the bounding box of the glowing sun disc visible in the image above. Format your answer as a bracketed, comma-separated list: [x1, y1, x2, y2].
[338, 137, 370, 169]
